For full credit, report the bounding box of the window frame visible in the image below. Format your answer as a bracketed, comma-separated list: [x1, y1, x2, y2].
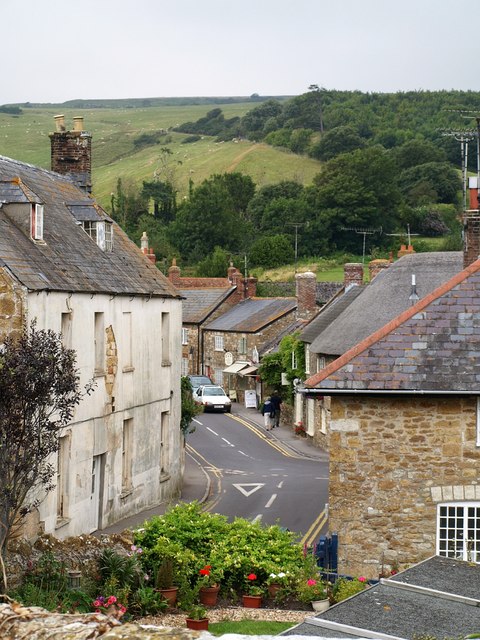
[214, 335, 224, 352]
[437, 502, 480, 563]
[31, 203, 44, 241]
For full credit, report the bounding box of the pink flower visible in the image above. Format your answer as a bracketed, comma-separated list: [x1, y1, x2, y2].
[93, 600, 101, 607]
[307, 579, 317, 586]
[107, 595, 117, 605]
[358, 576, 366, 582]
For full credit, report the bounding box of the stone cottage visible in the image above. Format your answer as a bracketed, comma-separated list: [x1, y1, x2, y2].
[0, 116, 183, 538]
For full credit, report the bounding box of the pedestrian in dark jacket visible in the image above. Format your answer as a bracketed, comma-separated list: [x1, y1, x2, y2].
[261, 396, 275, 431]
[270, 390, 282, 428]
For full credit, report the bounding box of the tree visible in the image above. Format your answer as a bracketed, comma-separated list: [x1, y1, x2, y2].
[309, 125, 365, 161]
[249, 235, 295, 268]
[195, 246, 230, 277]
[180, 377, 202, 436]
[398, 162, 461, 206]
[0, 322, 93, 588]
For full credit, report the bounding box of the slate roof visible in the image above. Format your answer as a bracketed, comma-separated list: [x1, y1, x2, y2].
[181, 287, 236, 323]
[309, 252, 463, 356]
[0, 156, 180, 298]
[284, 556, 480, 639]
[204, 297, 297, 333]
[305, 257, 480, 393]
[300, 285, 363, 344]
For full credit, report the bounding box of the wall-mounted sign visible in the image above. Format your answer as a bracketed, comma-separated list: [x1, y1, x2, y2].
[224, 351, 234, 366]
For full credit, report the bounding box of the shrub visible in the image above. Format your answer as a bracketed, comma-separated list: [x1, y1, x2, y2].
[332, 577, 367, 602]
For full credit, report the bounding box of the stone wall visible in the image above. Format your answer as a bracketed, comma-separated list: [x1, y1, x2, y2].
[328, 394, 478, 578]
[0, 268, 25, 340]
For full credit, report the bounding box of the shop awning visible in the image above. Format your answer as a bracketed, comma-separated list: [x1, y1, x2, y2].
[223, 361, 250, 374]
[239, 365, 259, 376]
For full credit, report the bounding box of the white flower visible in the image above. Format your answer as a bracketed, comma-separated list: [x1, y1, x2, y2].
[278, 572, 286, 578]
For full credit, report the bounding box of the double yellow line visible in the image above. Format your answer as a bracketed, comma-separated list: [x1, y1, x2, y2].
[300, 508, 328, 546]
[227, 414, 302, 458]
[186, 444, 223, 512]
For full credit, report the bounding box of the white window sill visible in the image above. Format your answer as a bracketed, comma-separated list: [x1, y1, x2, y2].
[120, 489, 133, 499]
[161, 360, 171, 367]
[55, 517, 71, 530]
[122, 366, 135, 373]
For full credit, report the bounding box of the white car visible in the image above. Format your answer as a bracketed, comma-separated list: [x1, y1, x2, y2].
[193, 385, 232, 412]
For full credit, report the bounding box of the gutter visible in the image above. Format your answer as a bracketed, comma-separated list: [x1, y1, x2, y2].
[299, 387, 479, 396]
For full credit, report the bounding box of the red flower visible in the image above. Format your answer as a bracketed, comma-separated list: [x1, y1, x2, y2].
[200, 568, 210, 576]
[247, 573, 257, 581]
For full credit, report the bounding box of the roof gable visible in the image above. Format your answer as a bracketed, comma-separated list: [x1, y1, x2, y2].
[181, 287, 236, 323]
[305, 258, 480, 392]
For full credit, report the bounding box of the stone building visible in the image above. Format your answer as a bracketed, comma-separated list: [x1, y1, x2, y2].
[304, 253, 480, 578]
[167, 260, 256, 376]
[298, 253, 463, 448]
[0, 117, 183, 538]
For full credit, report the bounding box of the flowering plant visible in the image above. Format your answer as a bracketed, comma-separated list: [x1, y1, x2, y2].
[266, 571, 291, 586]
[198, 564, 223, 588]
[294, 421, 306, 436]
[92, 595, 127, 618]
[296, 578, 328, 604]
[244, 572, 264, 596]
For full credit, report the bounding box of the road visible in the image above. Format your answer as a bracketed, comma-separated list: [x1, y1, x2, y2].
[186, 409, 329, 545]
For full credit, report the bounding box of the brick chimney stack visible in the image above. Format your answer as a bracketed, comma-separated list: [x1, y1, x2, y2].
[244, 276, 257, 299]
[368, 259, 390, 281]
[140, 231, 156, 264]
[168, 258, 181, 284]
[344, 263, 364, 289]
[296, 271, 317, 320]
[49, 115, 92, 193]
[463, 211, 480, 268]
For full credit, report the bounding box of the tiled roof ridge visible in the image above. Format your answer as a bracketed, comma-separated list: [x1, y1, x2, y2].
[305, 257, 480, 387]
[0, 155, 75, 185]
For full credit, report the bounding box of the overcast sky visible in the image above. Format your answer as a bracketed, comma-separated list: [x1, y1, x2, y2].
[3, 0, 479, 104]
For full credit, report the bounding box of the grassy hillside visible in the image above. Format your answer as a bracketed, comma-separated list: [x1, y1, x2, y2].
[0, 103, 322, 209]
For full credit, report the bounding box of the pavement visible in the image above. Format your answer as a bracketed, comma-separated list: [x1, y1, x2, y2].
[96, 403, 327, 536]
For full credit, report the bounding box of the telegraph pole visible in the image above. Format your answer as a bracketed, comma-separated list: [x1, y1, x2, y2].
[286, 222, 306, 273]
[340, 226, 382, 264]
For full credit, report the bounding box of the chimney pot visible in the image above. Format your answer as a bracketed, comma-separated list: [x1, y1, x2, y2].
[73, 116, 84, 132]
[54, 114, 65, 132]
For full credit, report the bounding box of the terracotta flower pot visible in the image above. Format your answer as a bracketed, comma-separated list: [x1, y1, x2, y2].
[268, 583, 282, 598]
[186, 617, 209, 630]
[158, 586, 178, 607]
[242, 594, 262, 608]
[199, 585, 220, 606]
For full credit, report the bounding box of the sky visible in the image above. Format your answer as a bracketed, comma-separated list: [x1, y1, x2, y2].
[3, 0, 480, 104]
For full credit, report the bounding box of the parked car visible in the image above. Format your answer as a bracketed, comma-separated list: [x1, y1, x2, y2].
[187, 374, 213, 393]
[193, 385, 232, 412]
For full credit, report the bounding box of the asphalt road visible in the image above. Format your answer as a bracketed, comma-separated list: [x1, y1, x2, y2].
[186, 409, 329, 545]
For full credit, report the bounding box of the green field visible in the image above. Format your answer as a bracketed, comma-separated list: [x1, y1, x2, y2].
[0, 104, 322, 210]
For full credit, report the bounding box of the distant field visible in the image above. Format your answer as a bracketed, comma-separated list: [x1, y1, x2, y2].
[0, 103, 322, 209]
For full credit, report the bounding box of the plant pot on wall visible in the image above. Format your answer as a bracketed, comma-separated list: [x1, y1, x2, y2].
[186, 617, 209, 631]
[199, 585, 220, 606]
[242, 594, 262, 608]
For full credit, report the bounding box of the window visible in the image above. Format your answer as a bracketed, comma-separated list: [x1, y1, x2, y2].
[94, 312, 105, 375]
[181, 357, 189, 376]
[61, 312, 72, 349]
[160, 411, 169, 475]
[82, 221, 97, 243]
[81, 221, 113, 252]
[214, 335, 224, 351]
[104, 222, 113, 251]
[162, 312, 170, 365]
[123, 312, 133, 370]
[31, 203, 44, 241]
[305, 344, 311, 375]
[437, 503, 480, 562]
[122, 419, 133, 491]
[238, 337, 247, 354]
[291, 350, 297, 370]
[182, 327, 189, 345]
[316, 356, 326, 373]
[214, 368, 223, 385]
[56, 435, 70, 519]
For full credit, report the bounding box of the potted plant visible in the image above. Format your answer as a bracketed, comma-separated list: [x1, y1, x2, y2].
[266, 570, 291, 598]
[185, 604, 209, 630]
[242, 572, 264, 608]
[155, 558, 178, 607]
[296, 577, 330, 612]
[198, 564, 223, 606]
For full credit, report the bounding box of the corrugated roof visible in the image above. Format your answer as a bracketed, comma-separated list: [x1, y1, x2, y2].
[0, 156, 181, 298]
[309, 252, 463, 356]
[204, 297, 297, 333]
[284, 556, 480, 639]
[181, 287, 236, 323]
[305, 257, 480, 392]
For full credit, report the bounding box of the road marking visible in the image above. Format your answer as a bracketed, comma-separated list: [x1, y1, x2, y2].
[252, 514, 262, 523]
[207, 427, 218, 435]
[277, 481, 284, 488]
[300, 508, 328, 546]
[238, 450, 248, 456]
[233, 483, 264, 497]
[265, 494, 277, 508]
[227, 414, 302, 458]
[222, 437, 234, 446]
[193, 418, 203, 425]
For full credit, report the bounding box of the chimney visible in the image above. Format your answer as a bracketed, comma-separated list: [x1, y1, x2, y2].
[295, 271, 317, 320]
[344, 263, 363, 289]
[49, 116, 92, 193]
[368, 259, 390, 281]
[244, 276, 257, 299]
[168, 257, 181, 285]
[463, 211, 480, 268]
[140, 231, 156, 264]
[397, 244, 415, 258]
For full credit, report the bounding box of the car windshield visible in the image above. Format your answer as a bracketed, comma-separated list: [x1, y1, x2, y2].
[203, 387, 225, 396]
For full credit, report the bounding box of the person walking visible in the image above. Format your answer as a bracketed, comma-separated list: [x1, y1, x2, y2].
[261, 396, 275, 431]
[271, 390, 282, 428]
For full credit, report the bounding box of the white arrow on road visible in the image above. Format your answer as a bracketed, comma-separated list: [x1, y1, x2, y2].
[233, 483, 264, 497]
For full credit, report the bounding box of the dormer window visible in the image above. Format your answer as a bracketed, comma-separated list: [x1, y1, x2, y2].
[31, 203, 44, 241]
[81, 220, 113, 252]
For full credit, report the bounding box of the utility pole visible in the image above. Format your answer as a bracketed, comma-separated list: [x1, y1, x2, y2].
[286, 222, 306, 273]
[340, 226, 382, 264]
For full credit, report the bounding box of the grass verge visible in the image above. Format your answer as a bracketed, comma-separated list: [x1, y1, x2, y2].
[209, 620, 295, 636]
